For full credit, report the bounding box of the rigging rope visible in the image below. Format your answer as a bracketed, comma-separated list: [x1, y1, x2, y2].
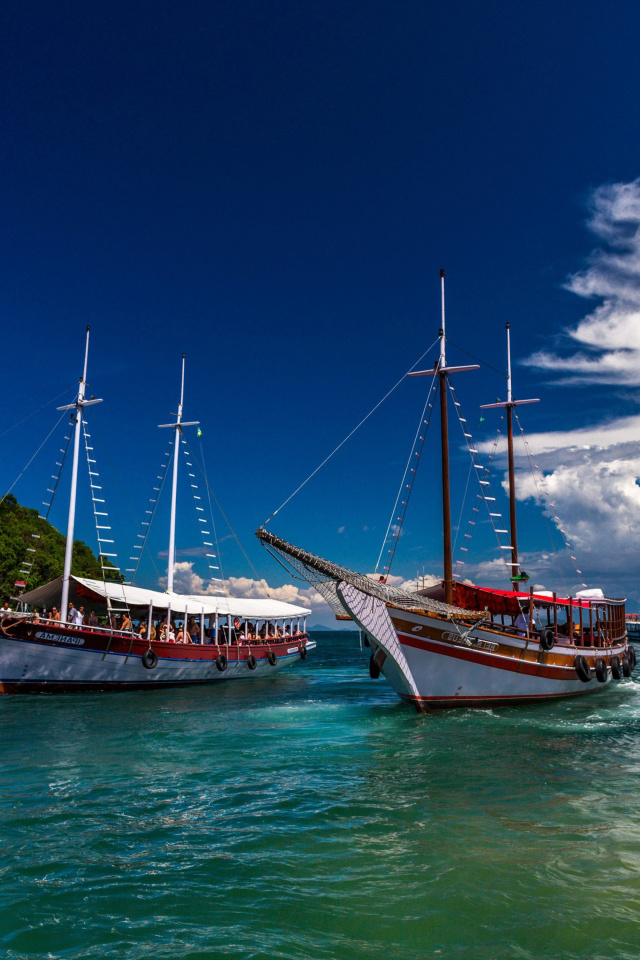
[513, 409, 587, 590]
[181, 439, 225, 593]
[13, 425, 73, 600]
[0, 386, 74, 439]
[262, 338, 441, 526]
[374, 373, 438, 577]
[199, 437, 226, 591]
[125, 441, 173, 584]
[183, 437, 268, 593]
[447, 381, 516, 582]
[0, 409, 69, 506]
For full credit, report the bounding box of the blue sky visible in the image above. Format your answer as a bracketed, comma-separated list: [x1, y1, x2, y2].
[3, 0, 640, 620]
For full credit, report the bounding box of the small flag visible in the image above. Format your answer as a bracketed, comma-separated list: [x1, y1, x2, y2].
[197, 428, 202, 437]
[14, 580, 26, 587]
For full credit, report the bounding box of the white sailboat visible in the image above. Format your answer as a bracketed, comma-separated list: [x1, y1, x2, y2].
[0, 331, 313, 693]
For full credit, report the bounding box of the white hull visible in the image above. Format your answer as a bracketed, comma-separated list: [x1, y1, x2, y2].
[338, 583, 629, 710]
[0, 631, 315, 693]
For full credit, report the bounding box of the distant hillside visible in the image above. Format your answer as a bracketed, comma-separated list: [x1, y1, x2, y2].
[0, 494, 109, 602]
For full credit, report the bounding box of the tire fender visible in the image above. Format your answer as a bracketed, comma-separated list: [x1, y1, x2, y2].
[142, 649, 158, 670]
[574, 655, 591, 683]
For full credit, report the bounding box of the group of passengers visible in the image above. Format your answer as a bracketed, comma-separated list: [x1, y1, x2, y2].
[12, 603, 305, 645]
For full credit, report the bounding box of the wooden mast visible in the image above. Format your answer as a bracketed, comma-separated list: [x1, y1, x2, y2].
[408, 271, 478, 605]
[480, 323, 538, 582]
[505, 324, 518, 567]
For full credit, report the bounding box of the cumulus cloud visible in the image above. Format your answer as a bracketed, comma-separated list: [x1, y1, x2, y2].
[474, 413, 640, 597]
[365, 571, 440, 592]
[526, 176, 640, 384]
[159, 562, 327, 609]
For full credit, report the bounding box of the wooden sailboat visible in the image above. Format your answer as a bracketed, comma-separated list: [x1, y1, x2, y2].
[257, 274, 636, 710]
[0, 332, 313, 693]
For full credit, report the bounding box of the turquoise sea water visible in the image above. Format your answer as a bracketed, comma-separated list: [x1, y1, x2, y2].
[1, 632, 640, 960]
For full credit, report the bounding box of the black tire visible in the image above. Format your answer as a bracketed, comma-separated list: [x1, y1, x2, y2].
[540, 628, 555, 651]
[299, 644, 307, 660]
[142, 649, 158, 670]
[611, 656, 622, 680]
[622, 655, 632, 678]
[628, 645, 637, 671]
[595, 657, 607, 683]
[215, 654, 228, 672]
[369, 655, 381, 680]
[267, 650, 277, 666]
[246, 654, 257, 670]
[574, 655, 591, 683]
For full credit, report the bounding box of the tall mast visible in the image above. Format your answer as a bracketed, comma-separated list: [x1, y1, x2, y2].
[158, 355, 199, 594]
[409, 270, 478, 604]
[57, 327, 103, 622]
[480, 323, 538, 582]
[438, 271, 453, 603]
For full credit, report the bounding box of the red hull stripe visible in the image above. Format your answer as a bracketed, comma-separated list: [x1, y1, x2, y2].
[396, 630, 578, 680]
[402, 690, 585, 710]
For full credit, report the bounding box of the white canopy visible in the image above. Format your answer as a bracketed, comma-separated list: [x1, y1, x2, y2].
[19, 576, 311, 618]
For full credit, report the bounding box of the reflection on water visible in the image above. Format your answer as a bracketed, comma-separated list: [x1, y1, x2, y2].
[1, 632, 639, 959]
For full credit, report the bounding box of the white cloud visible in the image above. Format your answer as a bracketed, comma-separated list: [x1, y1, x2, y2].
[159, 562, 327, 610]
[526, 176, 640, 384]
[474, 414, 640, 597]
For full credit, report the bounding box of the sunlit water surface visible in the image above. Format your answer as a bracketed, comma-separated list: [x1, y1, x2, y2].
[1, 633, 640, 959]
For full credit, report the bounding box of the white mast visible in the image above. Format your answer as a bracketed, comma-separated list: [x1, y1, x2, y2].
[158, 355, 199, 595]
[57, 327, 103, 623]
[439, 267, 447, 369]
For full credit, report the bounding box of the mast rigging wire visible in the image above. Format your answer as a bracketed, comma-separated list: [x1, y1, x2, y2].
[374, 373, 438, 576]
[262, 338, 441, 526]
[0, 409, 69, 506]
[0, 386, 74, 439]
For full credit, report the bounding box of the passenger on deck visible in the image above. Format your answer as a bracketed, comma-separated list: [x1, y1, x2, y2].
[50, 606, 60, 621]
[88, 610, 98, 627]
[121, 613, 132, 631]
[176, 624, 191, 644]
[1, 601, 12, 617]
[189, 619, 200, 644]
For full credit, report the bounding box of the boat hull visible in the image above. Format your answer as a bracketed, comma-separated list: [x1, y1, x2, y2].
[338, 582, 631, 711]
[0, 620, 314, 693]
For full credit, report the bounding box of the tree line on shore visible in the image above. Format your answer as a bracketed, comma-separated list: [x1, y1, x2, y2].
[0, 494, 109, 603]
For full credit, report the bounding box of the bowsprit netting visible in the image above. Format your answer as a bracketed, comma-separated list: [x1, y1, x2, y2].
[257, 528, 483, 621]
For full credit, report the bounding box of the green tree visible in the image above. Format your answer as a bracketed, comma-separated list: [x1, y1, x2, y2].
[0, 494, 115, 602]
